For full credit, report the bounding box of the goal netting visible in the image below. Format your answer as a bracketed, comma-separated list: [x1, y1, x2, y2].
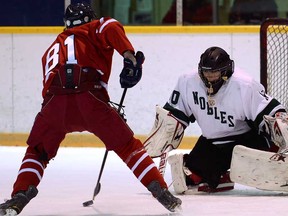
[260, 18, 288, 109]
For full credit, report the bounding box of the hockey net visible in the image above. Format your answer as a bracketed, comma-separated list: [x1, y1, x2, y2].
[260, 18, 288, 109]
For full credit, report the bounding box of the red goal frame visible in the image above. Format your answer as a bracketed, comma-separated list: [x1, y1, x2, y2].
[260, 18, 288, 91]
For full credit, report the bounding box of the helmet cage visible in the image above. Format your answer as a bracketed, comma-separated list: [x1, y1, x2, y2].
[198, 59, 234, 95]
[64, 3, 97, 29]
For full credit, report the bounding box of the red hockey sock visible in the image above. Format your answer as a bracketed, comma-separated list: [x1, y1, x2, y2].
[189, 173, 202, 185]
[115, 137, 167, 189]
[12, 146, 47, 196]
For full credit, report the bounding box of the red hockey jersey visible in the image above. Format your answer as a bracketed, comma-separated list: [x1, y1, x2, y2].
[41, 17, 134, 97]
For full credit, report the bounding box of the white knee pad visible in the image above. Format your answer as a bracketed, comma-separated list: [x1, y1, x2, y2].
[168, 153, 188, 194]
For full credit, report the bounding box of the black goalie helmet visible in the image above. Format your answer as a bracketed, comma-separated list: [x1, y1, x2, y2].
[64, 2, 97, 29]
[198, 46, 234, 95]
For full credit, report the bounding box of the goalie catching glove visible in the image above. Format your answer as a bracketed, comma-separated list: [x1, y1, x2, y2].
[120, 51, 145, 88]
[144, 105, 184, 158]
[264, 112, 288, 155]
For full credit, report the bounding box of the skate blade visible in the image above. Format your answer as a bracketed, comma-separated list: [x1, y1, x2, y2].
[172, 204, 183, 214]
[0, 209, 17, 216]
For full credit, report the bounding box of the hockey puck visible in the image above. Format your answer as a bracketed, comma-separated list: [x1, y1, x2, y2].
[83, 200, 93, 207]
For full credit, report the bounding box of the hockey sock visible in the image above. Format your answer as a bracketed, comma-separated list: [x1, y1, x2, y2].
[12, 146, 47, 196]
[115, 137, 167, 189]
[187, 173, 202, 185]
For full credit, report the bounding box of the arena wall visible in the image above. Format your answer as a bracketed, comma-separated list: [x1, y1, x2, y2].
[0, 26, 260, 148]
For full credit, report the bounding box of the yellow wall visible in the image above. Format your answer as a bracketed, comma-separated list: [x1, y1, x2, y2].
[0, 133, 197, 149]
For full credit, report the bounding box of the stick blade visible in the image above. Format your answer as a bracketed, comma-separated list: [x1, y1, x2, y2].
[82, 200, 94, 207]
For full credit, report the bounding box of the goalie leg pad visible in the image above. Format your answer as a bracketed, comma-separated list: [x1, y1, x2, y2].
[168, 154, 188, 194]
[230, 145, 288, 192]
[168, 154, 234, 194]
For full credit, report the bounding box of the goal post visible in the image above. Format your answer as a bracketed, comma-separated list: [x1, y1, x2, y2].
[260, 18, 288, 109]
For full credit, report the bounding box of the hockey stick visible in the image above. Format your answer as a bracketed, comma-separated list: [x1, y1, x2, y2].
[158, 145, 173, 177]
[83, 88, 127, 207]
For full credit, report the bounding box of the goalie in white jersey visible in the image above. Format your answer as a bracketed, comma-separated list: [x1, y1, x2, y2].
[145, 46, 287, 194]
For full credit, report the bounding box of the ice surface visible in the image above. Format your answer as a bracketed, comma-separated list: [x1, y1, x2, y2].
[0, 146, 287, 216]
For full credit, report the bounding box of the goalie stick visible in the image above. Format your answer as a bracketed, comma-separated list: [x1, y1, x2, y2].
[158, 145, 173, 177]
[143, 105, 184, 177]
[83, 88, 127, 207]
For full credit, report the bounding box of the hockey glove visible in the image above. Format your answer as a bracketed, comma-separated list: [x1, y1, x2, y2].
[120, 51, 145, 88]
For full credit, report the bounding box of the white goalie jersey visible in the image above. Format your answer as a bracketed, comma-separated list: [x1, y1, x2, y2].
[165, 69, 285, 141]
[164, 69, 288, 192]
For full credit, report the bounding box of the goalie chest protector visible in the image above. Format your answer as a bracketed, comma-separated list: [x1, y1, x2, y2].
[230, 145, 288, 192]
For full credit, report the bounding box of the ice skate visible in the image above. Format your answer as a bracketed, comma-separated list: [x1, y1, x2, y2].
[198, 172, 234, 193]
[147, 181, 182, 212]
[0, 186, 38, 216]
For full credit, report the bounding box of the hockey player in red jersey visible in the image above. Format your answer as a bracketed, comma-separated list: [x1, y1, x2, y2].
[0, 2, 181, 215]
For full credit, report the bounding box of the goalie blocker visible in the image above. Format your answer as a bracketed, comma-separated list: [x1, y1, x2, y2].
[144, 105, 184, 158]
